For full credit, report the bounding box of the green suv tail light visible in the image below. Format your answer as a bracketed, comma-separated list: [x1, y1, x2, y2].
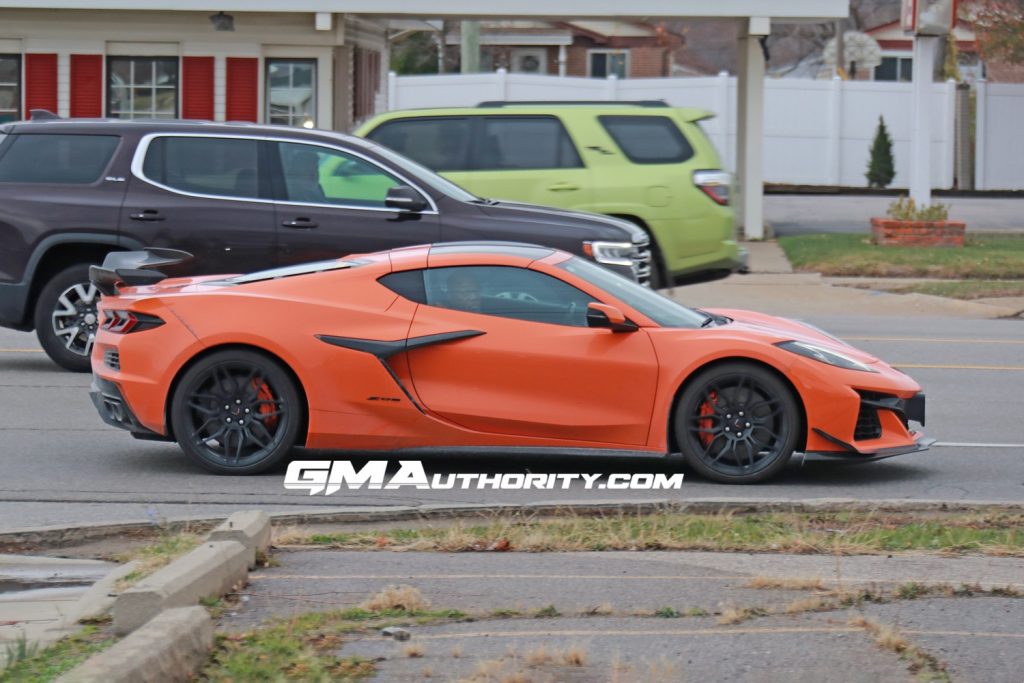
[693, 170, 731, 206]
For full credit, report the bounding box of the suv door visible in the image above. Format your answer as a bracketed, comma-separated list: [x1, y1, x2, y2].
[468, 115, 593, 209]
[270, 141, 440, 265]
[123, 134, 277, 275]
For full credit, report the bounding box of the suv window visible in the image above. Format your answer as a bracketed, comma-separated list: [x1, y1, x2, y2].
[142, 136, 261, 198]
[277, 142, 402, 207]
[418, 266, 595, 327]
[367, 117, 471, 172]
[598, 115, 694, 164]
[477, 116, 582, 170]
[0, 134, 119, 184]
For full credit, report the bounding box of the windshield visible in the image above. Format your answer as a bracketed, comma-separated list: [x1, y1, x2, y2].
[357, 138, 480, 203]
[559, 257, 708, 328]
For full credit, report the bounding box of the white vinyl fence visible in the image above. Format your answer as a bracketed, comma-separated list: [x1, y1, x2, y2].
[975, 81, 1024, 190]
[387, 70, 964, 190]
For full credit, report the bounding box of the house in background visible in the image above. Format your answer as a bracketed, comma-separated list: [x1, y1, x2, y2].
[0, 6, 389, 129]
[865, 20, 984, 82]
[441, 21, 683, 78]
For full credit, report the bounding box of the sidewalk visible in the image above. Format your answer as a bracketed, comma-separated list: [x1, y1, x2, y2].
[668, 241, 1024, 319]
[225, 549, 1024, 682]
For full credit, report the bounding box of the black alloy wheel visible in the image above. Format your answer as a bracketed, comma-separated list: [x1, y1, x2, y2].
[674, 362, 799, 484]
[170, 350, 303, 475]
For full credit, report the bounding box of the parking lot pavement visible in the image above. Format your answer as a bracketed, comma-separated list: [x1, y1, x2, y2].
[223, 549, 1024, 682]
[766, 194, 1024, 236]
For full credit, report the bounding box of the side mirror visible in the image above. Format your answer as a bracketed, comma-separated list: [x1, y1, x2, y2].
[385, 185, 429, 213]
[586, 302, 638, 333]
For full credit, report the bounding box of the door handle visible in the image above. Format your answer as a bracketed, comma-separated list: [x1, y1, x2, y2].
[546, 182, 580, 192]
[129, 210, 165, 222]
[282, 218, 319, 229]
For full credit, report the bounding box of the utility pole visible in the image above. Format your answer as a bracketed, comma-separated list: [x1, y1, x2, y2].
[834, 20, 845, 78]
[460, 21, 480, 73]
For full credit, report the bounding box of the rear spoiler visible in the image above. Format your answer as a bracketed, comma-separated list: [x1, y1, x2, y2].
[677, 107, 716, 123]
[89, 249, 193, 296]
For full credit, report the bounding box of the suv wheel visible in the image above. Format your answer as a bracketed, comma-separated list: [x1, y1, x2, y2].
[34, 264, 100, 373]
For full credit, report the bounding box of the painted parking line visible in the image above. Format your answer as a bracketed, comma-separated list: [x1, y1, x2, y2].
[402, 626, 1024, 641]
[0, 348, 44, 353]
[894, 363, 1024, 371]
[845, 336, 1024, 345]
[935, 442, 1024, 449]
[250, 575, 1024, 589]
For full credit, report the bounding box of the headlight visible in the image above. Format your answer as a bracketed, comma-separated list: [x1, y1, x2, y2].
[775, 340, 877, 373]
[583, 241, 634, 268]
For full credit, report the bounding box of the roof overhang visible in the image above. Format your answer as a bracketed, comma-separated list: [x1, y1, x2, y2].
[0, 0, 849, 21]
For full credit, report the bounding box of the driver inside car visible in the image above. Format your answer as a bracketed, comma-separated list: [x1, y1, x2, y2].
[444, 270, 483, 312]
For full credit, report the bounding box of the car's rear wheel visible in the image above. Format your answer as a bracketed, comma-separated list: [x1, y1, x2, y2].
[170, 350, 303, 475]
[673, 362, 799, 484]
[34, 264, 99, 373]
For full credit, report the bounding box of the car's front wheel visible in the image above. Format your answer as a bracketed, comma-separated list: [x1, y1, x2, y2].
[673, 362, 800, 484]
[34, 264, 100, 372]
[170, 350, 304, 475]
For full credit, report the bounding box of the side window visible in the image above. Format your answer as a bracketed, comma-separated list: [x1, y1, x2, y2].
[277, 142, 402, 207]
[598, 115, 695, 164]
[0, 134, 119, 184]
[477, 116, 582, 170]
[367, 118, 471, 172]
[423, 266, 596, 327]
[142, 136, 261, 198]
[378, 270, 427, 303]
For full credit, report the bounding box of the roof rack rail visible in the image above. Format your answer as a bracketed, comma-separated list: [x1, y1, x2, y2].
[30, 109, 61, 120]
[476, 100, 669, 108]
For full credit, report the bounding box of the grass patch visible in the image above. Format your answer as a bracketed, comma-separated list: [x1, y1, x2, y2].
[850, 615, 951, 682]
[778, 233, 1024, 279]
[201, 606, 466, 682]
[0, 626, 116, 683]
[886, 279, 1024, 300]
[113, 530, 202, 589]
[287, 510, 1024, 557]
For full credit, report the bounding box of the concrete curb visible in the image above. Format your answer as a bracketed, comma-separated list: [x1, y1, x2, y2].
[1, 499, 1021, 551]
[208, 510, 272, 569]
[56, 606, 212, 683]
[112, 539, 248, 635]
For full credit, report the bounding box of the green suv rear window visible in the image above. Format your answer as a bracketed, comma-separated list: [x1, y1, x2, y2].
[598, 115, 694, 164]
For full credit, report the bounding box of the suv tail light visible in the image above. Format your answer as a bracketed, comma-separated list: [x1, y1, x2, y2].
[100, 310, 164, 334]
[693, 170, 731, 206]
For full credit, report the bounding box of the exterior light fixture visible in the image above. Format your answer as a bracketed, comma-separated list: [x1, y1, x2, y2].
[302, 118, 315, 129]
[210, 11, 235, 32]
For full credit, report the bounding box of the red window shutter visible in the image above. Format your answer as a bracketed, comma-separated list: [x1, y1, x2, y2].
[225, 57, 259, 122]
[25, 53, 58, 115]
[182, 56, 215, 120]
[70, 55, 103, 118]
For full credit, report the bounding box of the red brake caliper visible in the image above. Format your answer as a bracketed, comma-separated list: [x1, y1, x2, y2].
[697, 391, 718, 447]
[252, 380, 278, 428]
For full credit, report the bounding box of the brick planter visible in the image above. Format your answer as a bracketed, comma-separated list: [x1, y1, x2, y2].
[870, 218, 966, 247]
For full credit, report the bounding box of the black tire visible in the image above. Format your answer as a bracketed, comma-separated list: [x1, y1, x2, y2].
[170, 349, 303, 475]
[673, 362, 800, 484]
[34, 264, 100, 372]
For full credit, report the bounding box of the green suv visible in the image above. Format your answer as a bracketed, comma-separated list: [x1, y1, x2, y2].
[356, 101, 745, 286]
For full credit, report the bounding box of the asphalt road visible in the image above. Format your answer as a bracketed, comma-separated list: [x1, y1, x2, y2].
[765, 195, 1024, 235]
[0, 311, 1021, 532]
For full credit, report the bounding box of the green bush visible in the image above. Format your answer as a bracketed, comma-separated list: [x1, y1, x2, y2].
[886, 195, 950, 222]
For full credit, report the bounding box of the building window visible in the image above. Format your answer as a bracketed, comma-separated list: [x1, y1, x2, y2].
[588, 50, 629, 79]
[107, 57, 179, 119]
[874, 56, 913, 82]
[266, 59, 316, 128]
[0, 55, 21, 123]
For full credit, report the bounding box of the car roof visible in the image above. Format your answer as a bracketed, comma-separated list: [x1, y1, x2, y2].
[0, 117, 380, 150]
[428, 242, 555, 260]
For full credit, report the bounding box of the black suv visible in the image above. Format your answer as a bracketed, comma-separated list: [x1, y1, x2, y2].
[0, 118, 651, 371]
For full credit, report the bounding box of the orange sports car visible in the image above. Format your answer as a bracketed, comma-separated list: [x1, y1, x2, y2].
[89, 243, 929, 483]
